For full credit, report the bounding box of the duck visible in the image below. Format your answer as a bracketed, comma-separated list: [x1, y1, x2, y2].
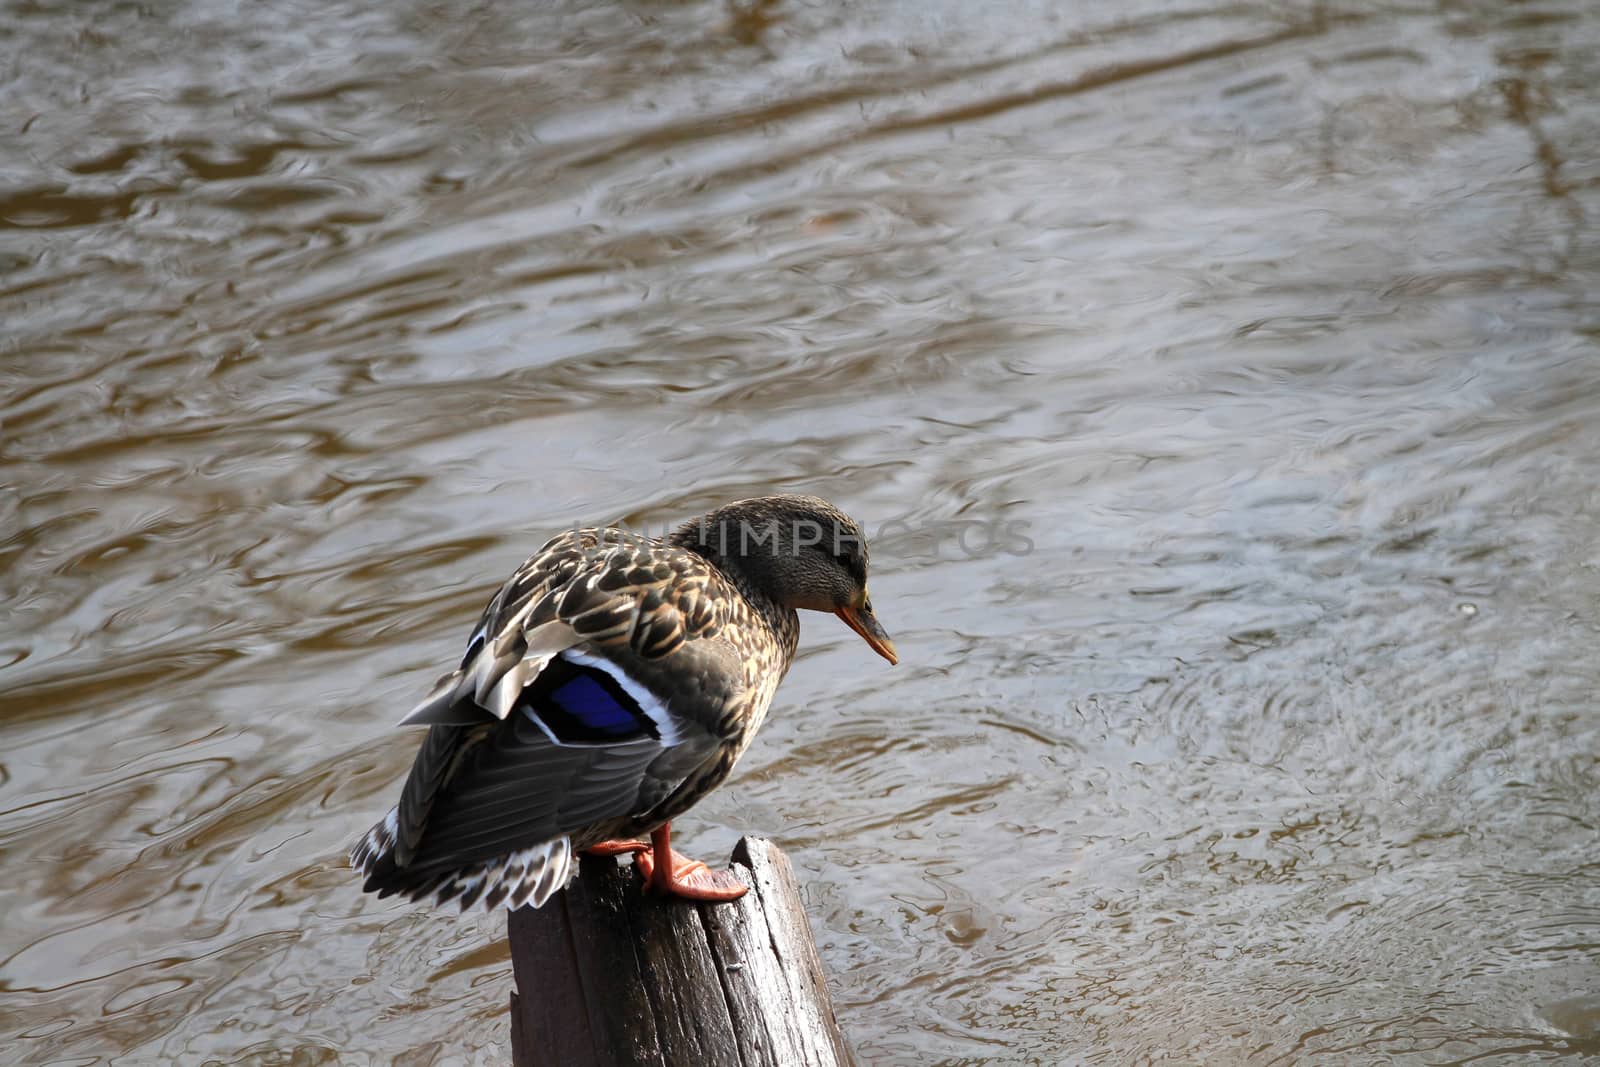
[351, 494, 896, 912]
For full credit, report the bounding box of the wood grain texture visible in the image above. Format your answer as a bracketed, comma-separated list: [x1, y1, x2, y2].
[508, 893, 598, 1067]
[508, 838, 852, 1067]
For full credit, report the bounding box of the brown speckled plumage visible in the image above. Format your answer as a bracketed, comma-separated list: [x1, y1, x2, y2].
[351, 494, 890, 913]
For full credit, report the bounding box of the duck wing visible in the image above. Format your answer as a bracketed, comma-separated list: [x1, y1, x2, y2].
[355, 530, 740, 891]
[399, 528, 724, 727]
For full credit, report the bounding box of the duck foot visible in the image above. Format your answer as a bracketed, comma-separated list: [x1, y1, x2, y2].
[635, 822, 748, 902]
[584, 839, 649, 857]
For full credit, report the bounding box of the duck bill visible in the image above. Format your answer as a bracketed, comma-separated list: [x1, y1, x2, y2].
[836, 605, 898, 665]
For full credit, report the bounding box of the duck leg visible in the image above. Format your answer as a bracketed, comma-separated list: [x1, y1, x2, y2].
[633, 822, 748, 902]
[583, 839, 649, 857]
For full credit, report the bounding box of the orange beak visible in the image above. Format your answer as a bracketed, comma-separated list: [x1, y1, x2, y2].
[836, 603, 898, 665]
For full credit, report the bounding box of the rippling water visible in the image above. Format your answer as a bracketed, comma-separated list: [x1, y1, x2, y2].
[4, 1, 1599, 1063]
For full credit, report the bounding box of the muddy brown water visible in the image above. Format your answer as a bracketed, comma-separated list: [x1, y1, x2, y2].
[4, 1, 1599, 1063]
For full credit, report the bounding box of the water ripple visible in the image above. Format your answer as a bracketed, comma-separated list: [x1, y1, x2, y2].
[4, 0, 1600, 1064]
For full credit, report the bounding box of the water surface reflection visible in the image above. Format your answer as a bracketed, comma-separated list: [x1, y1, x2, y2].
[3, 1, 1598, 1063]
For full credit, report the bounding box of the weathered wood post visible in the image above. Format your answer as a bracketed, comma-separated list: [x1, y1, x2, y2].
[508, 836, 854, 1067]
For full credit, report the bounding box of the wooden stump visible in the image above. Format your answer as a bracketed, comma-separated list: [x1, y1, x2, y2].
[508, 837, 853, 1067]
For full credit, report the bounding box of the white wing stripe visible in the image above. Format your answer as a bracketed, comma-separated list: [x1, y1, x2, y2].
[558, 648, 682, 746]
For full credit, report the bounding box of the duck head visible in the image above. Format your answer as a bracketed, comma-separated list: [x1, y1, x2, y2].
[671, 494, 897, 665]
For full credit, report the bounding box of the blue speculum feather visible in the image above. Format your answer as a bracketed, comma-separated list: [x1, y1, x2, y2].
[526, 658, 656, 743]
[549, 675, 640, 735]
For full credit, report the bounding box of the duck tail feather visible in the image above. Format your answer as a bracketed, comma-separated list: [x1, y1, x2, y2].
[350, 806, 400, 875]
[354, 830, 576, 913]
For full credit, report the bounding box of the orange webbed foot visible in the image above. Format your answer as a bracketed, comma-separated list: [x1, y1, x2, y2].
[636, 848, 749, 901]
[636, 823, 748, 902]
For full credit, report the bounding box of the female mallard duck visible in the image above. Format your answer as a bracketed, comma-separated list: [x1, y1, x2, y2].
[351, 494, 895, 912]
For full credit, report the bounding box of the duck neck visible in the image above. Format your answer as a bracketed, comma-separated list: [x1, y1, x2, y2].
[669, 520, 799, 654]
